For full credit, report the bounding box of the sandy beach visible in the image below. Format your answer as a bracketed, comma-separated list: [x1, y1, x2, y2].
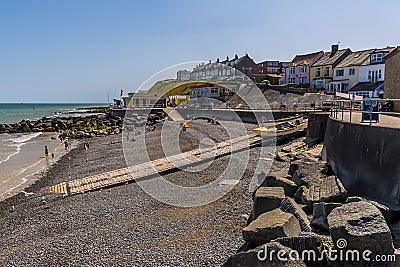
[0, 120, 292, 266]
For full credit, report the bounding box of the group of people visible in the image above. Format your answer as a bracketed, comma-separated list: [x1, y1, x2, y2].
[44, 146, 54, 159]
[44, 138, 91, 162]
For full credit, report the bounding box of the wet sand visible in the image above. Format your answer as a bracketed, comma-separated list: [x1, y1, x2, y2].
[0, 133, 75, 202]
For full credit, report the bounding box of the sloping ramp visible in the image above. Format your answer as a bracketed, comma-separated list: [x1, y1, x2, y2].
[47, 133, 261, 196]
[163, 107, 185, 121]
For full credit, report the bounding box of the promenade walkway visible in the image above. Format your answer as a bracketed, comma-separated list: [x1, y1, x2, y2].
[332, 111, 400, 129]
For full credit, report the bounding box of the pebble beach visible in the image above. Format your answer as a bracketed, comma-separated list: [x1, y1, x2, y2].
[0, 120, 293, 266]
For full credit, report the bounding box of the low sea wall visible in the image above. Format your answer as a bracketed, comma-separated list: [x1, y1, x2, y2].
[111, 108, 307, 124]
[307, 113, 330, 141]
[322, 117, 400, 205]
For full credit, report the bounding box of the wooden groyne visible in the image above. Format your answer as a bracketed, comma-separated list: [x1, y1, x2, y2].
[47, 133, 262, 196]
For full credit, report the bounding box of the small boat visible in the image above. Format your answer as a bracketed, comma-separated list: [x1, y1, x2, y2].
[259, 114, 304, 126]
[253, 116, 307, 140]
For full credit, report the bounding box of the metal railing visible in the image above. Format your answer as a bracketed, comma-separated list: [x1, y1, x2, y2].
[326, 98, 400, 125]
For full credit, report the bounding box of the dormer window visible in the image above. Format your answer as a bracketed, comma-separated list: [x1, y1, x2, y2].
[371, 53, 383, 63]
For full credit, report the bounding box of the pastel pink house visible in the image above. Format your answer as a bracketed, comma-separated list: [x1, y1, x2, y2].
[282, 51, 324, 86]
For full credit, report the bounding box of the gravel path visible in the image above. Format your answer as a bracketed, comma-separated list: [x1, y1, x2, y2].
[0, 120, 293, 266]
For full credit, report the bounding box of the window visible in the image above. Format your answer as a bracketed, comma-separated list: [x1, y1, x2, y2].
[268, 68, 279, 73]
[288, 67, 295, 74]
[368, 70, 383, 82]
[299, 77, 307, 84]
[349, 68, 355, 75]
[288, 78, 295, 84]
[300, 66, 307, 73]
[313, 79, 324, 89]
[316, 68, 321, 77]
[336, 69, 344, 76]
[324, 67, 330, 76]
[371, 53, 383, 63]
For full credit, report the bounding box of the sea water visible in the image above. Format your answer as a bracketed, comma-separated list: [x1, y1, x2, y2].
[0, 103, 107, 124]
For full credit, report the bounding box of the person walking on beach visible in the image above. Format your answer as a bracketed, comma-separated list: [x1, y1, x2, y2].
[84, 141, 90, 162]
[64, 140, 69, 150]
[44, 146, 49, 157]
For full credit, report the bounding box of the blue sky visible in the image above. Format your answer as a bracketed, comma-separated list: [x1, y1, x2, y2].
[1, 0, 399, 103]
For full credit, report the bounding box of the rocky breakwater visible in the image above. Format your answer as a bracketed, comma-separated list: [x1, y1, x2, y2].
[0, 111, 166, 139]
[224, 140, 399, 266]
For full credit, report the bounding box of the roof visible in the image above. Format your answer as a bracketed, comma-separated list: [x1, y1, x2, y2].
[220, 53, 253, 67]
[360, 46, 396, 66]
[257, 60, 280, 65]
[336, 49, 375, 68]
[311, 49, 351, 67]
[288, 51, 323, 67]
[348, 82, 382, 92]
[266, 74, 282, 78]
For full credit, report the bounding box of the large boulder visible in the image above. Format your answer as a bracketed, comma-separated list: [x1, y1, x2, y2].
[281, 141, 306, 153]
[301, 175, 347, 209]
[223, 242, 306, 267]
[252, 187, 286, 220]
[17, 121, 30, 132]
[261, 173, 298, 198]
[243, 209, 301, 246]
[328, 201, 394, 256]
[280, 198, 311, 232]
[347, 196, 400, 224]
[294, 185, 307, 204]
[289, 160, 328, 187]
[311, 202, 342, 231]
[275, 151, 291, 162]
[274, 234, 328, 265]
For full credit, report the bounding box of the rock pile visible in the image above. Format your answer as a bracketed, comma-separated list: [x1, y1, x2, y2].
[224, 140, 398, 266]
[0, 111, 167, 139]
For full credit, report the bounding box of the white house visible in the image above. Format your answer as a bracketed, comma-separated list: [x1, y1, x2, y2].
[329, 46, 395, 98]
[176, 70, 191, 81]
[348, 47, 395, 98]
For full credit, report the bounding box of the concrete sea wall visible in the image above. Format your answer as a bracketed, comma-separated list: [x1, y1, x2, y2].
[322, 117, 400, 205]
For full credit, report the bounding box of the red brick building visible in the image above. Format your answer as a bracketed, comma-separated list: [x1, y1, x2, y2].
[254, 60, 289, 84]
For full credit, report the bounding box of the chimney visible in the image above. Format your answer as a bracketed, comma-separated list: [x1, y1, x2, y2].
[331, 44, 339, 55]
[226, 56, 229, 61]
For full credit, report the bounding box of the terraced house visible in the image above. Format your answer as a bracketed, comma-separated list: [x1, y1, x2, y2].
[383, 47, 400, 111]
[328, 47, 395, 97]
[327, 49, 375, 94]
[281, 51, 324, 86]
[309, 45, 351, 90]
